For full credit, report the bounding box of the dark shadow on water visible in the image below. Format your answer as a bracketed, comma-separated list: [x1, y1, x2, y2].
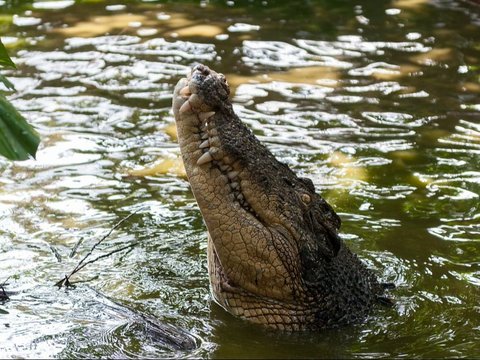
[208, 302, 382, 359]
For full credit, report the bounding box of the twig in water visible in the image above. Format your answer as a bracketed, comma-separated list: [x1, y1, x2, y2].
[0, 276, 11, 302]
[55, 211, 139, 288]
[69, 236, 84, 258]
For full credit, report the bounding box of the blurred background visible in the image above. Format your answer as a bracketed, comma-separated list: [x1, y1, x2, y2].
[0, 0, 479, 358]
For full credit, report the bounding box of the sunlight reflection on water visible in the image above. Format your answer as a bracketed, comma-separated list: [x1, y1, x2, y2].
[0, 0, 479, 358]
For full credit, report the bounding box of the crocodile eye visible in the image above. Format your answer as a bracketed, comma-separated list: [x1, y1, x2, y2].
[301, 193, 311, 204]
[218, 74, 230, 96]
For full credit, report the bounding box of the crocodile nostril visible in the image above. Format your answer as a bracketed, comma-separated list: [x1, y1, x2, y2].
[192, 64, 209, 76]
[194, 64, 210, 76]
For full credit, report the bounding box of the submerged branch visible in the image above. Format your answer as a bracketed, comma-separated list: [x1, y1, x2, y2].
[55, 211, 139, 288]
[0, 276, 10, 302]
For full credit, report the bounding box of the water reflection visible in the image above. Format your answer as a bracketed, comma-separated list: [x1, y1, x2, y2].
[2, 286, 198, 358]
[0, 0, 480, 358]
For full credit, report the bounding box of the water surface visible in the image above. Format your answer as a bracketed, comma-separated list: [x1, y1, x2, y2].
[0, 0, 479, 358]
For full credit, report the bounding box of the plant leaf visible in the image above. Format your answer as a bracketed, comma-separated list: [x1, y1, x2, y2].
[0, 94, 40, 160]
[0, 74, 15, 91]
[0, 39, 16, 69]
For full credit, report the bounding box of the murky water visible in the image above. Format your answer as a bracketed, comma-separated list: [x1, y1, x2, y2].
[0, 0, 479, 358]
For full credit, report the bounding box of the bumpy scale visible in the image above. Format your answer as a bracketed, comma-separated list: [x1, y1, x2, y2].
[172, 64, 391, 331]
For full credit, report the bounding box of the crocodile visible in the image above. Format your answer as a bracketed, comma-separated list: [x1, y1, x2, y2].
[172, 64, 392, 331]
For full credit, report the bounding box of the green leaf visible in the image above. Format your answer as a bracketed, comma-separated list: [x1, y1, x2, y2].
[0, 38, 16, 69]
[0, 94, 40, 160]
[0, 74, 15, 91]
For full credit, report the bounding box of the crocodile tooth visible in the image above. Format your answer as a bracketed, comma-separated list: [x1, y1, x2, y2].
[179, 100, 192, 114]
[227, 171, 238, 179]
[219, 164, 230, 171]
[199, 139, 210, 149]
[188, 94, 201, 108]
[197, 151, 213, 165]
[180, 86, 191, 97]
[230, 182, 239, 190]
[201, 132, 209, 140]
[198, 111, 215, 121]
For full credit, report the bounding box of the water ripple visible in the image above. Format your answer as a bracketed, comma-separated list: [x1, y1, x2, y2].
[295, 37, 429, 57]
[362, 112, 437, 128]
[428, 224, 480, 242]
[1, 0, 480, 358]
[96, 37, 216, 61]
[437, 119, 480, 153]
[242, 40, 352, 69]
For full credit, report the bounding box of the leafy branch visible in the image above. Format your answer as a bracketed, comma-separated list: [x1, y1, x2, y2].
[0, 39, 15, 68]
[0, 37, 40, 161]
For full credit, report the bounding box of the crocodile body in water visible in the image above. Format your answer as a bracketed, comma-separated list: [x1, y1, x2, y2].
[172, 64, 391, 331]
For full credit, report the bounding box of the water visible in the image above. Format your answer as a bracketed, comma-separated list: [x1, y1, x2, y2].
[0, 0, 479, 358]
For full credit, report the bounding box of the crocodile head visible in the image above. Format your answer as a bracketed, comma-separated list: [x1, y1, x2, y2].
[172, 64, 386, 331]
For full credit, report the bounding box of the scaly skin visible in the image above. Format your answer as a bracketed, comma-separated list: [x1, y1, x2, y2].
[172, 64, 389, 331]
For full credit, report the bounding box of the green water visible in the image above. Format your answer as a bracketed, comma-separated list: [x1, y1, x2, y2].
[0, 0, 479, 358]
